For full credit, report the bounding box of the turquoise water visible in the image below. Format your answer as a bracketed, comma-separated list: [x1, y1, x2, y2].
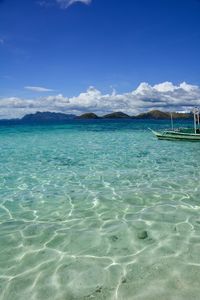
[1, 120, 200, 300]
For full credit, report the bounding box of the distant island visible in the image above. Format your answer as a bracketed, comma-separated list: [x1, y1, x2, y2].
[22, 111, 76, 122]
[0, 110, 193, 124]
[135, 110, 192, 120]
[76, 113, 100, 119]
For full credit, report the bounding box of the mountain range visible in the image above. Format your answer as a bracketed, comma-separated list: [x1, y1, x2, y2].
[0, 110, 193, 124]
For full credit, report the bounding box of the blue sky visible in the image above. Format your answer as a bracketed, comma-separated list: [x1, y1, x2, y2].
[1, 0, 200, 118]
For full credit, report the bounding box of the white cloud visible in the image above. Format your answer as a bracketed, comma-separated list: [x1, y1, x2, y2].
[1, 81, 200, 119]
[153, 82, 178, 92]
[38, 0, 92, 9]
[24, 86, 54, 92]
[0, 38, 4, 45]
[56, 0, 91, 8]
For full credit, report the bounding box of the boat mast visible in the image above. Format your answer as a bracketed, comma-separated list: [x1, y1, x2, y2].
[170, 112, 174, 131]
[193, 108, 199, 134]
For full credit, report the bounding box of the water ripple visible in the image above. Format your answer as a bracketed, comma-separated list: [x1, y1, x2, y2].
[0, 122, 200, 299]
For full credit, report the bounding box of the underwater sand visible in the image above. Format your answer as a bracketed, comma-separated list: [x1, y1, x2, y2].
[1, 120, 200, 300]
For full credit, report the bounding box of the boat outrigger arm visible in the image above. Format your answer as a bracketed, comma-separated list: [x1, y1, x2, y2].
[149, 108, 200, 141]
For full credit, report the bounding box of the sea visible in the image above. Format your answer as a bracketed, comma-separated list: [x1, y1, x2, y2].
[1, 119, 200, 300]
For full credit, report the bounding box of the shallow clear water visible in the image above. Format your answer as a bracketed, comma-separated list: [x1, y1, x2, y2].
[1, 120, 200, 300]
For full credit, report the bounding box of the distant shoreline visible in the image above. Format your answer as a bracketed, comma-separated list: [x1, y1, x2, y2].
[0, 110, 193, 125]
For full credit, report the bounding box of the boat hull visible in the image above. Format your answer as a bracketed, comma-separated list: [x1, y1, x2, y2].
[150, 129, 200, 141]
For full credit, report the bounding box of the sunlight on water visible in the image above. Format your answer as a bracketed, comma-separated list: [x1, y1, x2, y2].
[1, 120, 200, 300]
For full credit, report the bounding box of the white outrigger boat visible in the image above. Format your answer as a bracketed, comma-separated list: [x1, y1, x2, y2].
[150, 108, 200, 141]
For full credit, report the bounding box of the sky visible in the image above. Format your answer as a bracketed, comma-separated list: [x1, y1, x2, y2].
[0, 0, 200, 118]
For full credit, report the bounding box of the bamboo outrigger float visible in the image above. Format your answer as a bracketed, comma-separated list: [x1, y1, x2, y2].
[150, 108, 200, 141]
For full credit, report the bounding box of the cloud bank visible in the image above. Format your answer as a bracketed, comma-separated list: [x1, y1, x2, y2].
[1, 81, 200, 119]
